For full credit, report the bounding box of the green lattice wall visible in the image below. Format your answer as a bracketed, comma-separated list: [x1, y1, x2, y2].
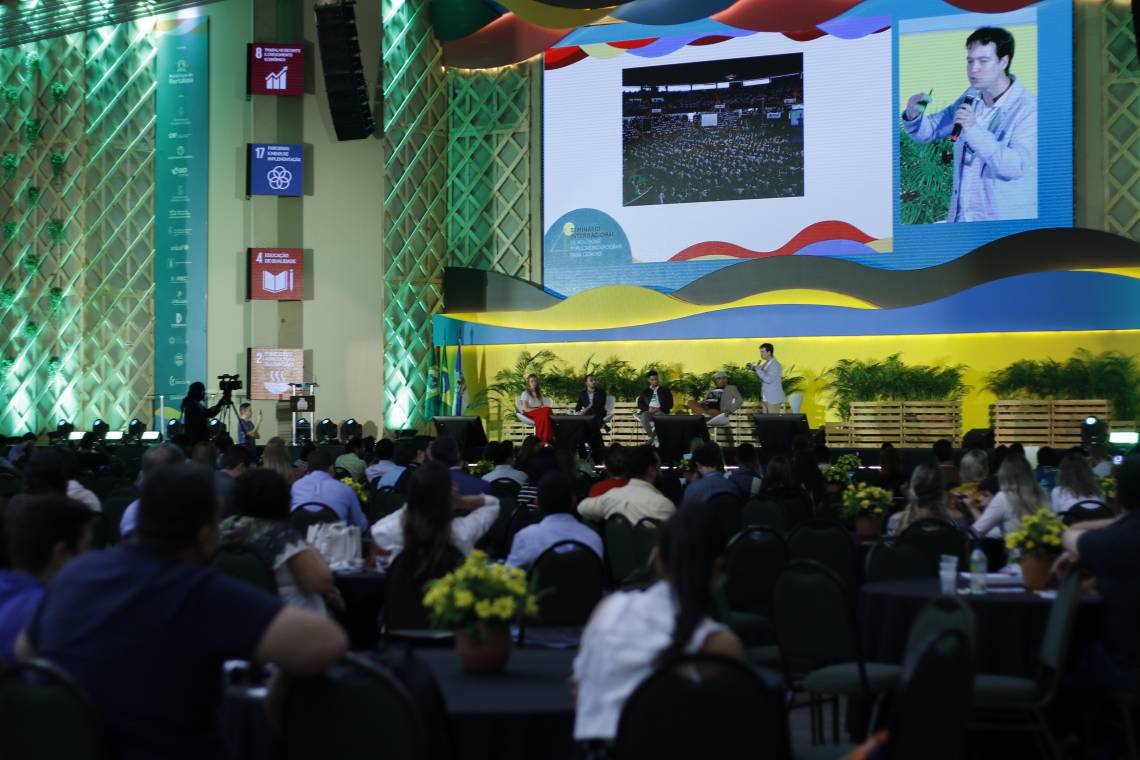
[1103, 2, 1140, 239]
[382, 0, 539, 430]
[0, 23, 156, 435]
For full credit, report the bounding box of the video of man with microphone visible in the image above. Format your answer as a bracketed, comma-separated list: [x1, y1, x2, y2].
[898, 18, 1038, 225]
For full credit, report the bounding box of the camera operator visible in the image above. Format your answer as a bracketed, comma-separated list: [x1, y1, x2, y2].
[180, 381, 225, 446]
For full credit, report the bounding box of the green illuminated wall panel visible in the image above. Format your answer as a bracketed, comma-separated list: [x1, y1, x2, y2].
[0, 22, 156, 435]
[382, 0, 539, 430]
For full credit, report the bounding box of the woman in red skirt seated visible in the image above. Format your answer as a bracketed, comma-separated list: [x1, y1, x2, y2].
[517, 373, 554, 445]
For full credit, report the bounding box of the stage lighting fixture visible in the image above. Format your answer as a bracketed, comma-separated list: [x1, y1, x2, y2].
[57, 419, 74, 437]
[92, 419, 109, 437]
[140, 431, 161, 442]
[128, 418, 146, 439]
[295, 418, 312, 443]
[1082, 416, 1108, 448]
[208, 418, 227, 436]
[166, 419, 183, 438]
[67, 431, 86, 442]
[317, 418, 338, 443]
[103, 431, 124, 442]
[340, 418, 361, 441]
[1109, 431, 1139, 446]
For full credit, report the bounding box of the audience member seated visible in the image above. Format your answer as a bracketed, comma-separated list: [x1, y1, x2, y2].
[578, 446, 675, 525]
[220, 468, 338, 614]
[16, 463, 347, 760]
[292, 441, 316, 470]
[334, 437, 368, 483]
[950, 448, 989, 519]
[365, 438, 398, 484]
[289, 449, 369, 530]
[1035, 446, 1060, 490]
[1059, 455, 1140, 691]
[481, 441, 528, 486]
[681, 442, 738, 508]
[728, 443, 763, 499]
[876, 443, 907, 496]
[790, 435, 826, 504]
[22, 448, 101, 513]
[6, 432, 37, 468]
[430, 436, 490, 496]
[588, 444, 629, 498]
[120, 443, 187, 539]
[972, 453, 1048, 538]
[887, 458, 965, 536]
[377, 437, 428, 489]
[370, 460, 500, 565]
[215, 445, 250, 519]
[190, 440, 218, 470]
[261, 436, 300, 485]
[0, 495, 94, 660]
[1090, 445, 1115, 477]
[573, 504, 744, 745]
[506, 471, 604, 569]
[932, 439, 959, 486]
[1052, 452, 1106, 515]
[757, 455, 797, 501]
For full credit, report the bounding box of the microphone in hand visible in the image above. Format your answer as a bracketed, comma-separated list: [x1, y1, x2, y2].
[950, 94, 975, 142]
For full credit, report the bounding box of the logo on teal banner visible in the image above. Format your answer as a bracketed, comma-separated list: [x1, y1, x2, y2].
[544, 208, 632, 268]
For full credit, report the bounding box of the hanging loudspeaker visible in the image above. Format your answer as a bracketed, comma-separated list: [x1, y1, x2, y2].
[314, 1, 376, 140]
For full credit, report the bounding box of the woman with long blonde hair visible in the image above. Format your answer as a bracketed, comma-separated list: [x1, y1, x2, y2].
[262, 436, 299, 484]
[972, 454, 1048, 537]
[887, 459, 960, 535]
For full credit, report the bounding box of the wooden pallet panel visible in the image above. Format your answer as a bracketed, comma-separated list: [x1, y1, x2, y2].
[991, 399, 1110, 446]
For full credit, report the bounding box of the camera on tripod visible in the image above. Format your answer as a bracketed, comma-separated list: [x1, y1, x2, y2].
[218, 373, 243, 396]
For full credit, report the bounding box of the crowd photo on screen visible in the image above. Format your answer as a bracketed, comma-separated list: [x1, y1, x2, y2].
[622, 53, 804, 207]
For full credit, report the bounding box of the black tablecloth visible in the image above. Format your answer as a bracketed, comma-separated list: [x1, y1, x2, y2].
[860, 578, 1103, 677]
[333, 569, 385, 650]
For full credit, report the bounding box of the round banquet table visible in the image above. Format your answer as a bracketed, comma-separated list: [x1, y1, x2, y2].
[411, 646, 577, 760]
[859, 578, 1103, 677]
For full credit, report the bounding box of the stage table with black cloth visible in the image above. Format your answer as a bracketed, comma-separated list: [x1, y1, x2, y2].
[332, 568, 386, 650]
[859, 578, 1103, 676]
[414, 647, 577, 760]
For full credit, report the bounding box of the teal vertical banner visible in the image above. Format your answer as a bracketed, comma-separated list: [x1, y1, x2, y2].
[154, 17, 209, 423]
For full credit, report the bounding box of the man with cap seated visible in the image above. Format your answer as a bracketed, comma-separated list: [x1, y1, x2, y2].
[688, 371, 744, 429]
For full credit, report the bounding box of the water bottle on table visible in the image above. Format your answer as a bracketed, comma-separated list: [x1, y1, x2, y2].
[969, 547, 987, 593]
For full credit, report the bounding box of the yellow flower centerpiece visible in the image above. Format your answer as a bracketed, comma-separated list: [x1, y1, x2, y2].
[1098, 475, 1117, 503]
[423, 550, 540, 673]
[840, 482, 892, 539]
[340, 477, 368, 505]
[825, 453, 863, 485]
[1004, 508, 1065, 590]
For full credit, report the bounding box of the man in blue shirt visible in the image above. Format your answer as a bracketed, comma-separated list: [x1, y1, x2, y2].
[290, 448, 369, 529]
[0, 494, 95, 660]
[17, 463, 347, 760]
[507, 471, 603, 569]
[377, 437, 429, 489]
[236, 402, 261, 457]
[120, 442, 187, 539]
[682, 442, 739, 508]
[728, 443, 764, 499]
[430, 436, 490, 496]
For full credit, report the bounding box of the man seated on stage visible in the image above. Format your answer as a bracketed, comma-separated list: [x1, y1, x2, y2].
[635, 371, 673, 445]
[575, 374, 609, 463]
[687, 371, 744, 428]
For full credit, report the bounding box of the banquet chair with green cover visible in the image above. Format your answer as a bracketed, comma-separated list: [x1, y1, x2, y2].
[614, 653, 791, 760]
[969, 570, 1082, 758]
[773, 560, 897, 744]
[632, 517, 662, 572]
[799, 628, 976, 760]
[285, 653, 430, 760]
[741, 499, 788, 533]
[864, 539, 935, 583]
[0, 658, 105, 760]
[603, 513, 637, 586]
[209, 543, 277, 594]
[527, 539, 605, 628]
[720, 526, 787, 649]
[786, 521, 860, 593]
[896, 518, 968, 572]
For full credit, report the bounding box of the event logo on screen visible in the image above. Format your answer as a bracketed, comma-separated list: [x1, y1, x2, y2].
[622, 54, 804, 207]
